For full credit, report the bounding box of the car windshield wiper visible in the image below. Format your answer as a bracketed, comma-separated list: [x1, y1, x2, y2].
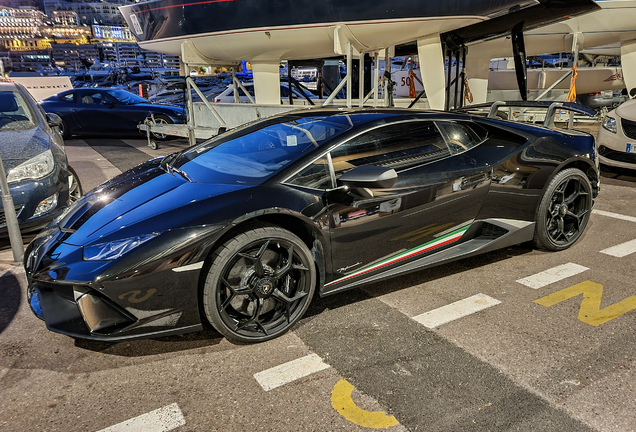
[170, 165, 193, 182]
[160, 154, 192, 182]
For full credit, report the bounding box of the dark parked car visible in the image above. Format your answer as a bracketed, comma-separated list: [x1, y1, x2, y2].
[39, 88, 185, 140]
[24, 108, 599, 343]
[0, 82, 82, 236]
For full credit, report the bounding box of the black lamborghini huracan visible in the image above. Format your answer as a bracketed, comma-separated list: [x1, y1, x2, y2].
[24, 108, 599, 343]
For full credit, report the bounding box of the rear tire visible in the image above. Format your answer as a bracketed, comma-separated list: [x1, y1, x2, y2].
[58, 119, 70, 140]
[202, 226, 316, 343]
[533, 168, 592, 251]
[149, 114, 172, 141]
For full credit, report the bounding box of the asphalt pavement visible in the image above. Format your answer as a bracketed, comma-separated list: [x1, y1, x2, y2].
[2, 124, 636, 431]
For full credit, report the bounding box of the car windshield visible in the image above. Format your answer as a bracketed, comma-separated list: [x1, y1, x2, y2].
[0, 90, 36, 131]
[175, 113, 392, 185]
[106, 89, 148, 104]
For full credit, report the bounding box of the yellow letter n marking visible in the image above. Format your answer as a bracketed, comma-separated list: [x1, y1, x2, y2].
[535, 281, 636, 326]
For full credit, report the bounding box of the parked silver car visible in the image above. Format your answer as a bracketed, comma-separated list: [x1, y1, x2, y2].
[0, 82, 82, 236]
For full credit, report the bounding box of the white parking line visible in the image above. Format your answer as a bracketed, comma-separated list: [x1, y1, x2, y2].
[412, 293, 501, 328]
[96, 403, 185, 432]
[516, 263, 588, 289]
[254, 353, 330, 391]
[600, 239, 636, 258]
[592, 209, 636, 223]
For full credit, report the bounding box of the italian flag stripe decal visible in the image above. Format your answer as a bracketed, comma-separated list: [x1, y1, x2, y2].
[325, 226, 470, 287]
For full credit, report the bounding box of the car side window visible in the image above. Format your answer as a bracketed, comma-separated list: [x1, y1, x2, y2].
[81, 92, 103, 105]
[61, 92, 75, 103]
[329, 121, 449, 178]
[286, 156, 332, 189]
[435, 121, 487, 155]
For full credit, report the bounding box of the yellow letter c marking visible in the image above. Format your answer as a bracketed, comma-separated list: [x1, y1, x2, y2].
[331, 379, 399, 429]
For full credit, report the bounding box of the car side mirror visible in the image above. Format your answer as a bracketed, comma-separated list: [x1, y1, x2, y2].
[337, 165, 398, 189]
[101, 100, 116, 108]
[46, 112, 62, 127]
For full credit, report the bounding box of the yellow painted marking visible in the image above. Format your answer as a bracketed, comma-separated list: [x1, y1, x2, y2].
[535, 281, 636, 326]
[331, 379, 399, 429]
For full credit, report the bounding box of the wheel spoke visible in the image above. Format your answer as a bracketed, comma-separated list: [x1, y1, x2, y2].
[556, 217, 565, 241]
[273, 245, 294, 280]
[218, 277, 236, 312]
[554, 180, 568, 199]
[564, 180, 587, 205]
[218, 275, 254, 312]
[549, 217, 565, 242]
[235, 298, 268, 335]
[238, 240, 270, 277]
[566, 210, 581, 224]
[272, 289, 308, 323]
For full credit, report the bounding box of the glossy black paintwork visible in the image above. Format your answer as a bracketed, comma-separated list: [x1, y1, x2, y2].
[24, 108, 598, 340]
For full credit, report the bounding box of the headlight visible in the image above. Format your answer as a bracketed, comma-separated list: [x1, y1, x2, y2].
[32, 193, 58, 217]
[602, 116, 617, 134]
[83, 233, 158, 261]
[7, 149, 55, 183]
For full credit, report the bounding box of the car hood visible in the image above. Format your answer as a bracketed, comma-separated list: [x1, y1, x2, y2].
[0, 126, 50, 171]
[615, 99, 636, 120]
[60, 160, 250, 246]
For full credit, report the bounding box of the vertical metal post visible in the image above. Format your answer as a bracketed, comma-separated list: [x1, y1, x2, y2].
[459, 46, 467, 109]
[383, 48, 390, 107]
[232, 68, 240, 104]
[453, 50, 460, 110]
[185, 64, 196, 147]
[444, 48, 452, 111]
[287, 64, 294, 105]
[0, 152, 24, 265]
[346, 42, 352, 108]
[373, 52, 379, 107]
[358, 52, 364, 107]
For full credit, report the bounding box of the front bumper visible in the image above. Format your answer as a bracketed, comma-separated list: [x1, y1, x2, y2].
[24, 226, 209, 341]
[597, 120, 636, 170]
[27, 280, 202, 341]
[0, 166, 69, 236]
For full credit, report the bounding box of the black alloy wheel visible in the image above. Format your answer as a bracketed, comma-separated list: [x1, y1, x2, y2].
[67, 166, 83, 204]
[534, 168, 592, 251]
[203, 226, 316, 343]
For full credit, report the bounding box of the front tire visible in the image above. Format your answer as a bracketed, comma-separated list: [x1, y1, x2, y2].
[534, 168, 592, 251]
[67, 166, 83, 204]
[203, 226, 316, 343]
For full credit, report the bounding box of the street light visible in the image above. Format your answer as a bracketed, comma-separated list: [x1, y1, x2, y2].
[0, 150, 24, 265]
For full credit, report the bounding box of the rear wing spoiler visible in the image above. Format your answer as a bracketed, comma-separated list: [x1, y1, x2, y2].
[452, 100, 596, 128]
